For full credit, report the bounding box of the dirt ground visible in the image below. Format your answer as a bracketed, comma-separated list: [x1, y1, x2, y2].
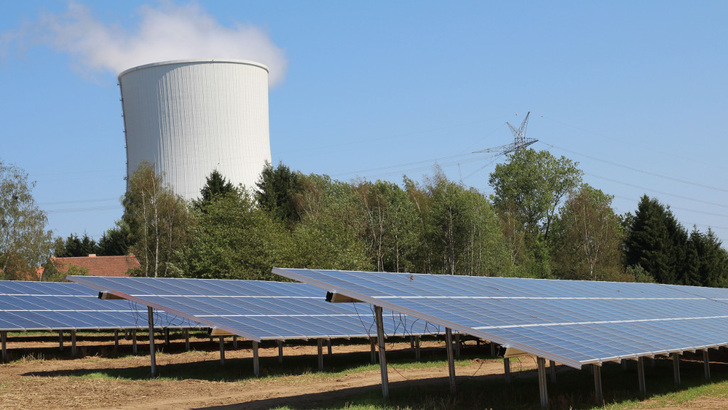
[2, 333, 728, 409]
[0, 334, 514, 409]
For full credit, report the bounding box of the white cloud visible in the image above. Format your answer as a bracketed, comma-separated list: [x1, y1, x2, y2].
[8, 1, 287, 86]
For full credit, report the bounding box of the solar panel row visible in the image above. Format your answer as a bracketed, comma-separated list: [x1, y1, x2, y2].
[69, 276, 441, 341]
[271, 268, 728, 369]
[0, 281, 199, 332]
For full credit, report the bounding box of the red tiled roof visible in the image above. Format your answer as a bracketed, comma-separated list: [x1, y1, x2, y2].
[51, 255, 140, 277]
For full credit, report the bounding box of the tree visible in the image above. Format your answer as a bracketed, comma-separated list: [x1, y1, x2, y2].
[53, 233, 98, 257]
[489, 149, 582, 240]
[0, 160, 53, 280]
[173, 187, 289, 280]
[255, 162, 302, 227]
[624, 195, 687, 284]
[194, 170, 235, 210]
[97, 221, 133, 256]
[551, 185, 624, 281]
[683, 228, 728, 287]
[122, 162, 191, 277]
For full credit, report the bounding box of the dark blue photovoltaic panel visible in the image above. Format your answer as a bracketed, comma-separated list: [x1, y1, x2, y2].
[69, 276, 440, 341]
[271, 268, 728, 368]
[0, 281, 202, 331]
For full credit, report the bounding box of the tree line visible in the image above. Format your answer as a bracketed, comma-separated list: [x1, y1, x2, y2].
[2, 151, 727, 286]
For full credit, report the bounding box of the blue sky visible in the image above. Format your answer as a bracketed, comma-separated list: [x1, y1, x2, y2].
[1, 1, 726, 246]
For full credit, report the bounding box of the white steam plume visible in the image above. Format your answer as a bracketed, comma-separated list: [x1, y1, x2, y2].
[12, 2, 287, 85]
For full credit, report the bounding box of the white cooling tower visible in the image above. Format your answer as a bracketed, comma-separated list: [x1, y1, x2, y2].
[119, 59, 271, 200]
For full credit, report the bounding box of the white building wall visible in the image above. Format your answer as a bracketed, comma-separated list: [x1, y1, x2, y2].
[119, 60, 271, 200]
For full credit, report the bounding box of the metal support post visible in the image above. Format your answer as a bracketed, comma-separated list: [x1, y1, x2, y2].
[132, 329, 138, 354]
[219, 337, 225, 365]
[637, 357, 646, 397]
[550, 360, 556, 383]
[594, 364, 603, 404]
[147, 307, 157, 377]
[622, 359, 627, 370]
[114, 330, 119, 351]
[672, 353, 681, 386]
[454, 333, 460, 359]
[1, 331, 7, 362]
[504, 357, 511, 384]
[370, 337, 377, 364]
[71, 330, 77, 356]
[490, 342, 496, 356]
[537, 357, 548, 409]
[414, 335, 421, 361]
[703, 349, 711, 380]
[317, 338, 324, 371]
[59, 331, 63, 350]
[164, 328, 170, 346]
[184, 329, 190, 351]
[327, 338, 332, 357]
[445, 328, 456, 394]
[277, 340, 283, 363]
[233, 335, 238, 349]
[374, 306, 389, 399]
[252, 341, 260, 377]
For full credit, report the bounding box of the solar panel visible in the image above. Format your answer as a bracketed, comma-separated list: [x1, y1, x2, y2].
[69, 276, 440, 341]
[272, 268, 728, 369]
[0, 281, 200, 331]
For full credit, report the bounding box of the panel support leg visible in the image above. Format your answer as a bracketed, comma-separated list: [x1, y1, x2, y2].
[504, 357, 511, 384]
[1, 331, 7, 363]
[277, 340, 283, 363]
[374, 305, 389, 399]
[317, 338, 324, 371]
[672, 353, 681, 386]
[71, 330, 77, 356]
[147, 307, 157, 377]
[219, 337, 225, 365]
[637, 357, 646, 397]
[594, 364, 603, 405]
[550, 360, 556, 383]
[537, 357, 548, 409]
[327, 338, 332, 357]
[415, 335, 421, 361]
[622, 359, 627, 370]
[132, 329, 138, 354]
[490, 342, 496, 356]
[233, 336, 238, 349]
[703, 349, 711, 380]
[184, 329, 190, 351]
[454, 333, 461, 359]
[445, 327, 456, 394]
[164, 328, 170, 346]
[252, 341, 260, 377]
[59, 331, 63, 351]
[370, 337, 377, 364]
[114, 330, 119, 351]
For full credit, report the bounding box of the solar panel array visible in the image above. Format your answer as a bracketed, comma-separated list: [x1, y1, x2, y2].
[272, 268, 728, 369]
[69, 276, 440, 341]
[0, 281, 200, 331]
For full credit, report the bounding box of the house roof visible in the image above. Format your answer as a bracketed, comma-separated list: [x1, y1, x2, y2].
[51, 255, 140, 277]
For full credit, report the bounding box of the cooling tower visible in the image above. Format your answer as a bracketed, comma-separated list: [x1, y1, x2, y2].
[119, 59, 271, 200]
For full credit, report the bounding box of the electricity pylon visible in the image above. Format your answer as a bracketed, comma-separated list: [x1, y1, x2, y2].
[473, 112, 538, 155]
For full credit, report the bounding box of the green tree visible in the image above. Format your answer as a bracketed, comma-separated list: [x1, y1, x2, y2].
[123, 162, 191, 277]
[489, 149, 582, 240]
[173, 187, 288, 280]
[194, 170, 235, 210]
[97, 220, 133, 256]
[255, 162, 302, 227]
[683, 228, 728, 287]
[0, 160, 53, 280]
[624, 195, 688, 284]
[551, 185, 624, 281]
[54, 233, 98, 257]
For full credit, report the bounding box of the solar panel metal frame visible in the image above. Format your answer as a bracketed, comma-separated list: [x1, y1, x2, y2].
[0, 281, 202, 332]
[69, 276, 440, 342]
[272, 267, 728, 369]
